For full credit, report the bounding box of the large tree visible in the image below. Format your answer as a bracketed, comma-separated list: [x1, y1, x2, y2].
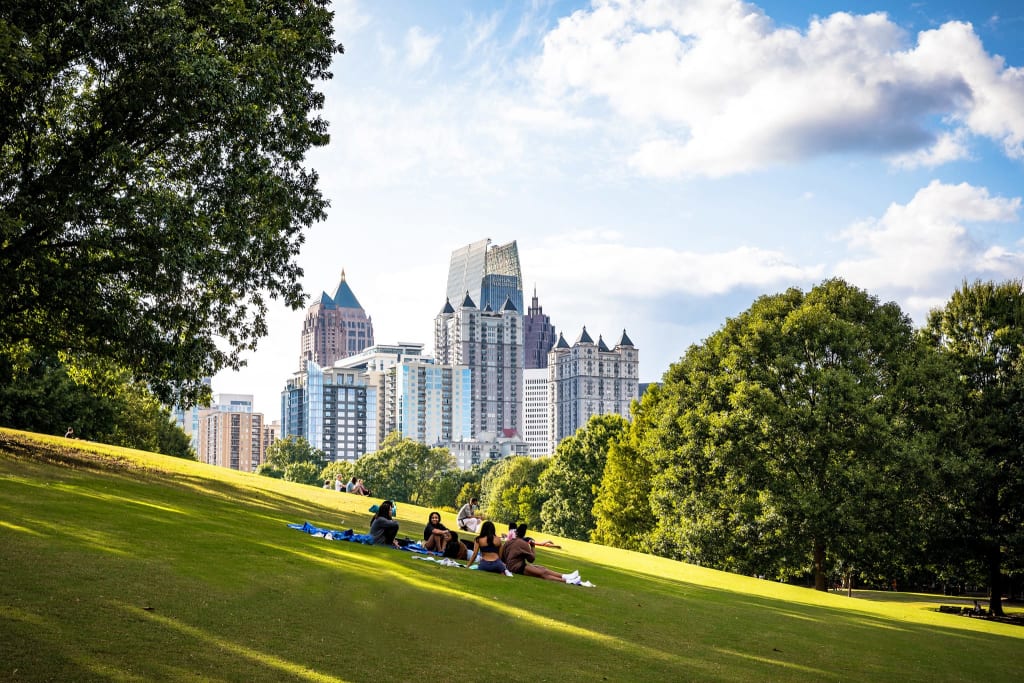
[591, 387, 659, 551]
[480, 455, 550, 531]
[0, 1, 341, 405]
[0, 349, 193, 457]
[354, 433, 454, 505]
[540, 414, 629, 540]
[925, 280, 1024, 615]
[650, 279, 943, 590]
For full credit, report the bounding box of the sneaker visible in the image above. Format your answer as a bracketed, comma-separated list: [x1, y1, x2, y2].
[564, 570, 580, 581]
[504, 569, 514, 577]
[580, 580, 595, 588]
[565, 575, 582, 585]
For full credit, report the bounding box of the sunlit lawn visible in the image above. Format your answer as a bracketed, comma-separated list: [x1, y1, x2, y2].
[1, 427, 1022, 682]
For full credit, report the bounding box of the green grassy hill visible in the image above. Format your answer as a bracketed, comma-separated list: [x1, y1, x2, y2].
[2, 428, 1022, 682]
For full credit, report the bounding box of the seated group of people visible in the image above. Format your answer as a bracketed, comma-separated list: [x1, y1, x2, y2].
[323, 475, 370, 495]
[370, 501, 591, 586]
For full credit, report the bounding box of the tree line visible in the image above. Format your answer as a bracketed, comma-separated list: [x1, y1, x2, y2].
[265, 278, 1022, 617]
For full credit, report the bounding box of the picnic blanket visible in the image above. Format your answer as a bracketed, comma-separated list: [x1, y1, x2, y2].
[287, 521, 436, 554]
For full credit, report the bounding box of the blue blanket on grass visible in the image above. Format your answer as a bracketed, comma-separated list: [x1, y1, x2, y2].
[287, 521, 436, 555]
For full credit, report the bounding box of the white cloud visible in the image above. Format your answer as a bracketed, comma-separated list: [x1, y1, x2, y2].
[530, 0, 1024, 177]
[406, 26, 441, 69]
[835, 180, 1023, 292]
[889, 129, 972, 169]
[523, 231, 824, 300]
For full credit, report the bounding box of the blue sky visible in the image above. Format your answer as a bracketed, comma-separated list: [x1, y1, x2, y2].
[215, 0, 1024, 419]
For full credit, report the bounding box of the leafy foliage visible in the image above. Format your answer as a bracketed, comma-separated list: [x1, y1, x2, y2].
[480, 456, 550, 530]
[0, 349, 193, 458]
[353, 432, 455, 505]
[647, 279, 942, 589]
[925, 279, 1024, 615]
[540, 414, 629, 540]
[591, 388, 659, 550]
[0, 1, 342, 405]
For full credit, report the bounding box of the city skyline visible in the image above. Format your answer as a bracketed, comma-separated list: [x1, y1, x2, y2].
[215, 0, 1024, 420]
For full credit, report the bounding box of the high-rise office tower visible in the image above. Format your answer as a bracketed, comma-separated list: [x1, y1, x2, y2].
[523, 287, 556, 369]
[445, 239, 524, 316]
[299, 270, 374, 370]
[548, 327, 639, 452]
[522, 367, 550, 456]
[435, 293, 524, 437]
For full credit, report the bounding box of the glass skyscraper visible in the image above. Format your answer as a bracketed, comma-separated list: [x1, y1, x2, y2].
[445, 239, 523, 314]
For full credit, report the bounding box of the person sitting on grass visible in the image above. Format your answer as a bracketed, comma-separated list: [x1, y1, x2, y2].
[351, 478, 370, 496]
[443, 531, 469, 561]
[465, 521, 511, 576]
[457, 497, 482, 533]
[422, 511, 451, 553]
[369, 500, 400, 548]
[501, 524, 583, 584]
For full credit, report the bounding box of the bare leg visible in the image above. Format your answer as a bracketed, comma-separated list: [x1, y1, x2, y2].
[524, 564, 566, 582]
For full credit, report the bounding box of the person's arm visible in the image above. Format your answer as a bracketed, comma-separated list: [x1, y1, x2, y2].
[466, 541, 479, 566]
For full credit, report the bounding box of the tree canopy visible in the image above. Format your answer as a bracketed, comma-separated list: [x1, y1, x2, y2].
[0, 1, 342, 406]
[540, 414, 629, 540]
[925, 279, 1024, 615]
[647, 279, 942, 590]
[353, 433, 454, 505]
[480, 455, 550, 531]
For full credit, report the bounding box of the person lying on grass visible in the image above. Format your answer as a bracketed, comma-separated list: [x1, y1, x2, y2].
[369, 500, 400, 548]
[501, 524, 584, 584]
[465, 521, 511, 576]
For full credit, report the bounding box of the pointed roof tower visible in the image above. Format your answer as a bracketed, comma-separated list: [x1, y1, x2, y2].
[597, 335, 610, 352]
[501, 295, 518, 312]
[331, 269, 363, 309]
[618, 329, 634, 347]
[461, 292, 477, 309]
[554, 332, 570, 349]
[576, 326, 594, 344]
[440, 298, 455, 314]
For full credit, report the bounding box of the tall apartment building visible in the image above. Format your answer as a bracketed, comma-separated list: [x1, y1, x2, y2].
[445, 239, 524, 317]
[197, 393, 265, 472]
[281, 361, 374, 462]
[548, 327, 639, 452]
[335, 342, 428, 447]
[435, 293, 524, 437]
[390, 360, 472, 445]
[523, 367, 551, 456]
[298, 270, 374, 369]
[523, 287, 556, 370]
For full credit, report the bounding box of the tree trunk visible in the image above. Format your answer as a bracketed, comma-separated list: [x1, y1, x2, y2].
[988, 546, 1004, 616]
[813, 540, 827, 592]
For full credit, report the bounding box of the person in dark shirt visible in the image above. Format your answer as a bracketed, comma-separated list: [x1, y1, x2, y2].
[422, 511, 451, 552]
[465, 521, 511, 576]
[369, 500, 400, 547]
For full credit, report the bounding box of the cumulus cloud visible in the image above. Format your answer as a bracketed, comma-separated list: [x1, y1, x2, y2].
[834, 180, 1023, 293]
[889, 129, 972, 169]
[532, 0, 1024, 176]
